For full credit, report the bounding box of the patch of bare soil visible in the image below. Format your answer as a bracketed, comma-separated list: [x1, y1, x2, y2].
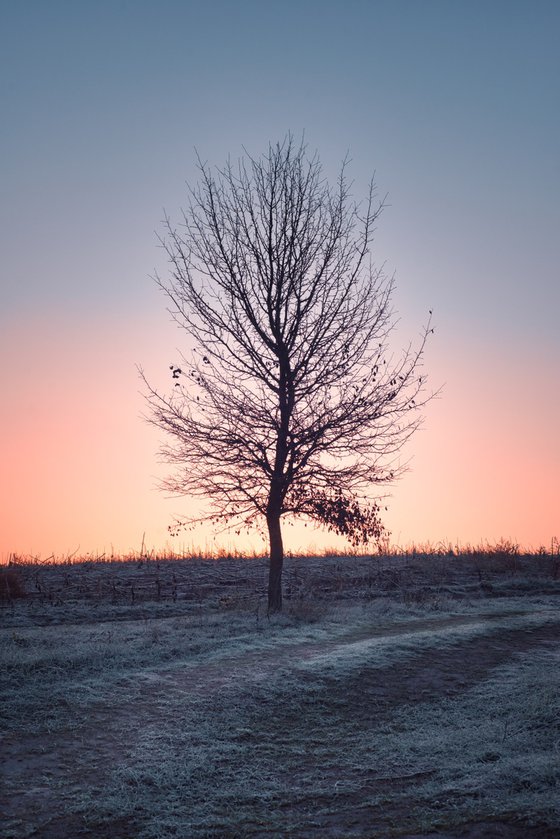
[2, 608, 559, 838]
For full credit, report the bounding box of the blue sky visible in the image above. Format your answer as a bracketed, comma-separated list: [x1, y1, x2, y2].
[1, 1, 558, 556]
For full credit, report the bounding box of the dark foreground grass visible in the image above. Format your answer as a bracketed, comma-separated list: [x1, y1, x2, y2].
[1, 552, 559, 838]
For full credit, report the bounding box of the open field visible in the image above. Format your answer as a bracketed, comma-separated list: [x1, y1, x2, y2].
[1, 551, 559, 838]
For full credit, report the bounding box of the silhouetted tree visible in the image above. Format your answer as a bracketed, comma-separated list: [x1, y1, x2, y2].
[143, 137, 433, 611]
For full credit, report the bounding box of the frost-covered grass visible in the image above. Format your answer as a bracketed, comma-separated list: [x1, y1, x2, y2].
[1, 554, 559, 838]
[0, 598, 464, 734]
[2, 593, 554, 736]
[384, 648, 560, 829]
[91, 640, 559, 837]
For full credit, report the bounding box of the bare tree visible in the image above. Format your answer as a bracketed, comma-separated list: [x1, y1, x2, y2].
[143, 137, 433, 611]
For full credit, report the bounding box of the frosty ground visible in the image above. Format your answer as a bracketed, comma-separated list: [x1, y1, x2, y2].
[1, 551, 559, 838]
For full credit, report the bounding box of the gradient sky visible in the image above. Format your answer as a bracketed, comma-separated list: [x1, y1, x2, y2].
[1, 0, 559, 559]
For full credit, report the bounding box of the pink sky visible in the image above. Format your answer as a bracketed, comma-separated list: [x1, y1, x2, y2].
[1, 307, 557, 560]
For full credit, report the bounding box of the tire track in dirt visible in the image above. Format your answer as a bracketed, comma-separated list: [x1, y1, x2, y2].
[109, 609, 557, 709]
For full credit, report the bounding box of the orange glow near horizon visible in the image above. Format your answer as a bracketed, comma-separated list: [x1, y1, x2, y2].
[1, 309, 558, 562]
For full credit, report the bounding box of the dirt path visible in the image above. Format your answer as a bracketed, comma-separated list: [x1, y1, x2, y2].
[2, 609, 559, 838]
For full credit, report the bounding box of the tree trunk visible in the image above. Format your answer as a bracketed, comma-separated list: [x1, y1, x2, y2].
[267, 512, 284, 613]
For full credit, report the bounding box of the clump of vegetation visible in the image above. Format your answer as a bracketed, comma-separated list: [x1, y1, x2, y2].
[0, 567, 26, 601]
